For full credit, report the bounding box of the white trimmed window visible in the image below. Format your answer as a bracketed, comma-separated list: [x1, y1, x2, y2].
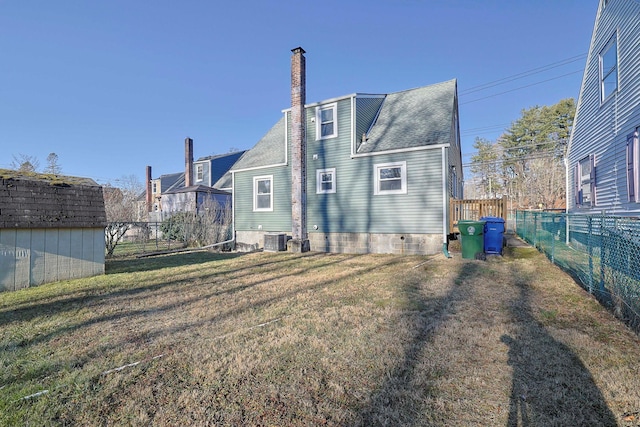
[628, 130, 639, 202]
[316, 168, 336, 194]
[575, 155, 596, 206]
[316, 103, 337, 140]
[600, 34, 618, 102]
[253, 175, 273, 211]
[374, 161, 407, 195]
[196, 164, 204, 182]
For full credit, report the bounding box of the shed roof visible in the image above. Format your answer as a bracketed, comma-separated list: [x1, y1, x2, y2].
[0, 169, 106, 229]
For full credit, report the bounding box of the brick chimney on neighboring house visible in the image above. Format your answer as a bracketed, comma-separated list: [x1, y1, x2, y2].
[146, 165, 153, 212]
[290, 47, 309, 252]
[185, 137, 194, 187]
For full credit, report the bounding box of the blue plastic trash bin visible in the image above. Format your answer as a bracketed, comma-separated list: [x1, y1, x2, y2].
[480, 216, 505, 255]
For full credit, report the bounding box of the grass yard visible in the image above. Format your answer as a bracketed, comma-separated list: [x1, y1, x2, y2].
[1, 247, 640, 426]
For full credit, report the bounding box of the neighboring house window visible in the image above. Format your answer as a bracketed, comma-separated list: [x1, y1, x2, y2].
[628, 130, 638, 202]
[374, 161, 407, 195]
[196, 164, 204, 182]
[253, 175, 273, 211]
[600, 34, 617, 102]
[316, 103, 337, 140]
[450, 166, 457, 198]
[152, 181, 158, 194]
[316, 168, 336, 194]
[575, 155, 596, 206]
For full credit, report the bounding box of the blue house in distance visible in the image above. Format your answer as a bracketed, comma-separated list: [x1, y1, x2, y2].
[230, 48, 463, 255]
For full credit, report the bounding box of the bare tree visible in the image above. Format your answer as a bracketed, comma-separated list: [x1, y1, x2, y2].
[103, 175, 145, 256]
[44, 152, 63, 174]
[11, 154, 40, 172]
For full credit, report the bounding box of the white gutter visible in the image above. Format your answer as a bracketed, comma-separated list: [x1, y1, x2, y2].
[352, 142, 450, 159]
[564, 157, 570, 244]
[442, 146, 451, 258]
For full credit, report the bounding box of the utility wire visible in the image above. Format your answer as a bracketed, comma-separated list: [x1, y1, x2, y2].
[460, 69, 584, 105]
[459, 53, 587, 96]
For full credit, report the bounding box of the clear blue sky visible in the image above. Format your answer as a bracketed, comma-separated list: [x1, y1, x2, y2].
[0, 0, 597, 186]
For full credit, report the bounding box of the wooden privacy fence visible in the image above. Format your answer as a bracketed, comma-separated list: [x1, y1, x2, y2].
[450, 197, 508, 233]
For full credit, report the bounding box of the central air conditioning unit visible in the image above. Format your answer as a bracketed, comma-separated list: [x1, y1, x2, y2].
[264, 233, 287, 252]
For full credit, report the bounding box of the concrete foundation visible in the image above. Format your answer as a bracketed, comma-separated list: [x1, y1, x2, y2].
[236, 231, 443, 255]
[308, 232, 442, 255]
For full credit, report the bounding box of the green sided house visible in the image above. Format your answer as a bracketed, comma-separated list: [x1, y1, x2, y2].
[230, 48, 463, 255]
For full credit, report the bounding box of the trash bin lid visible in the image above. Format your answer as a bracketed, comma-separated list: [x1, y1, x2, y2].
[458, 220, 485, 235]
[480, 216, 505, 223]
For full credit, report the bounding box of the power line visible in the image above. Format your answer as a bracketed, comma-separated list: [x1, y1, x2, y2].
[460, 69, 584, 105]
[462, 152, 564, 168]
[459, 53, 587, 96]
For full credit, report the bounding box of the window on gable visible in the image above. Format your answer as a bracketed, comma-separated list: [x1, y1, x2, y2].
[316, 103, 337, 140]
[374, 161, 407, 195]
[253, 175, 273, 211]
[600, 34, 618, 102]
[575, 155, 596, 207]
[628, 130, 639, 202]
[316, 168, 336, 194]
[196, 164, 204, 182]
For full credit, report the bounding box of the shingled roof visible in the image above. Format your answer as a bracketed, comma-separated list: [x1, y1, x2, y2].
[358, 79, 456, 153]
[229, 116, 286, 171]
[231, 79, 457, 170]
[0, 169, 106, 229]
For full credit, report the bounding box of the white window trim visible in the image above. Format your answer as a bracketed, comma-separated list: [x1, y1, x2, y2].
[316, 168, 336, 194]
[374, 161, 407, 195]
[577, 155, 596, 207]
[628, 130, 639, 203]
[315, 103, 338, 140]
[599, 33, 618, 103]
[195, 164, 204, 182]
[253, 175, 273, 212]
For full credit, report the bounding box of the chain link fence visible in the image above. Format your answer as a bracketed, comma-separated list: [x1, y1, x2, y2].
[516, 210, 640, 331]
[106, 207, 233, 257]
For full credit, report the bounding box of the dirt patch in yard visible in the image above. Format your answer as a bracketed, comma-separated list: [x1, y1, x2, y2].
[1, 248, 639, 425]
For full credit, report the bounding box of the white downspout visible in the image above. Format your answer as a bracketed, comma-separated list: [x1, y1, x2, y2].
[442, 146, 451, 258]
[564, 157, 570, 244]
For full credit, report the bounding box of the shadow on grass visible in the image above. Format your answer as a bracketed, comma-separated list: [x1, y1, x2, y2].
[502, 262, 617, 427]
[356, 261, 479, 425]
[0, 252, 370, 360]
[105, 250, 247, 274]
[356, 251, 617, 426]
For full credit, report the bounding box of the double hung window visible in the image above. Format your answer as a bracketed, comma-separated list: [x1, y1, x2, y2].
[316, 168, 336, 194]
[253, 176, 273, 211]
[600, 34, 618, 102]
[316, 103, 337, 140]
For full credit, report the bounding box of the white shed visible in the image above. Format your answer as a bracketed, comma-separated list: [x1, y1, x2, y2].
[0, 170, 107, 292]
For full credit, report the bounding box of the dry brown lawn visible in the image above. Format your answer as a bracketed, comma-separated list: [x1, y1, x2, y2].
[1, 246, 640, 426]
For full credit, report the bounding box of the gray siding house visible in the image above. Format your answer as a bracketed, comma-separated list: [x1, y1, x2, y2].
[568, 0, 640, 215]
[230, 48, 462, 255]
[0, 170, 106, 292]
[146, 139, 244, 220]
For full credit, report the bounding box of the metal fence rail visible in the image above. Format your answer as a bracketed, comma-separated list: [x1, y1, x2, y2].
[107, 217, 232, 258]
[516, 211, 640, 331]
